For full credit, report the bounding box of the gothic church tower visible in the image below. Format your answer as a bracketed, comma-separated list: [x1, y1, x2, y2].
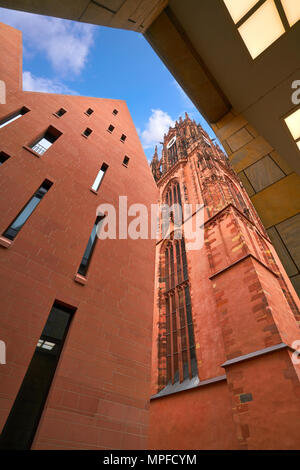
[149, 113, 300, 450]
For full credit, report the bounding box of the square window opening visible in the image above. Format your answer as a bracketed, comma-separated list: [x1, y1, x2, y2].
[55, 108, 66, 117]
[0, 151, 10, 165]
[83, 128, 93, 137]
[123, 156, 130, 167]
[30, 126, 62, 156]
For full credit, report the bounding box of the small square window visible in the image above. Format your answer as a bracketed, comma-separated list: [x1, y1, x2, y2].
[30, 126, 62, 155]
[120, 134, 127, 142]
[0, 151, 10, 165]
[55, 108, 66, 117]
[85, 108, 94, 116]
[108, 125, 115, 133]
[123, 156, 130, 167]
[83, 128, 92, 137]
[113, 109, 118, 115]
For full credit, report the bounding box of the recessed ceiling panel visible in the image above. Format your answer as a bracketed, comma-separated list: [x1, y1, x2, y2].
[223, 0, 259, 24]
[280, 0, 300, 26]
[284, 107, 300, 140]
[238, 0, 285, 59]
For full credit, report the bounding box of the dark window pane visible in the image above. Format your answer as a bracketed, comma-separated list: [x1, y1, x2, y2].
[3, 180, 52, 240]
[0, 301, 75, 450]
[0, 151, 10, 165]
[0, 107, 29, 129]
[78, 215, 104, 276]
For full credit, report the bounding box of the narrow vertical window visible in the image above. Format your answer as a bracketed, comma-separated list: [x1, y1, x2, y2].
[85, 108, 93, 116]
[112, 109, 118, 115]
[171, 294, 179, 382]
[91, 163, 108, 192]
[0, 151, 10, 165]
[170, 245, 175, 289]
[184, 285, 197, 377]
[159, 236, 198, 387]
[176, 242, 182, 284]
[120, 134, 126, 142]
[2, 180, 53, 241]
[108, 125, 114, 133]
[165, 247, 169, 291]
[78, 215, 105, 277]
[181, 238, 188, 280]
[165, 297, 171, 383]
[30, 126, 62, 155]
[0, 301, 75, 450]
[0, 107, 29, 129]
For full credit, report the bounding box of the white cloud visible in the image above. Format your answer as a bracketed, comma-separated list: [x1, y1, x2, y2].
[23, 71, 78, 94]
[0, 8, 95, 75]
[141, 109, 174, 149]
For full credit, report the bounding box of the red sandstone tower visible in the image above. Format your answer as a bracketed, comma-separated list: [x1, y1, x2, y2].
[149, 113, 300, 449]
[0, 22, 157, 449]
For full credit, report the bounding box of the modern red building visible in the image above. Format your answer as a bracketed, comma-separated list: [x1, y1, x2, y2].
[0, 22, 157, 450]
[149, 114, 300, 450]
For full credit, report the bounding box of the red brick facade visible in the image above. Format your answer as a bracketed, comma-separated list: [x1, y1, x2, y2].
[149, 114, 300, 449]
[0, 22, 157, 449]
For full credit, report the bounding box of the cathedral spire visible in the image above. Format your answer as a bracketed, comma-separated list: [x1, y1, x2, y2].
[150, 145, 161, 181]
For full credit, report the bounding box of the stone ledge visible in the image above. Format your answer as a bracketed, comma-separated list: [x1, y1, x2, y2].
[209, 253, 279, 280]
[0, 236, 12, 248]
[23, 145, 41, 158]
[150, 374, 227, 400]
[74, 273, 87, 285]
[221, 343, 288, 368]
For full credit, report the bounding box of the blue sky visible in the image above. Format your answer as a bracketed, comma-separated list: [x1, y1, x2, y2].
[0, 7, 222, 161]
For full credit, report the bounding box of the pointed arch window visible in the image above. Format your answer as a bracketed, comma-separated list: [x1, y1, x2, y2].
[168, 142, 178, 166]
[164, 181, 183, 227]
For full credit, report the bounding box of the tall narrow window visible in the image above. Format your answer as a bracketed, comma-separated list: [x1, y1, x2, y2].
[160, 236, 198, 387]
[91, 163, 108, 192]
[0, 107, 29, 129]
[78, 215, 105, 276]
[108, 124, 114, 133]
[3, 180, 53, 241]
[85, 108, 93, 116]
[30, 126, 62, 155]
[0, 301, 75, 450]
[120, 134, 126, 142]
[0, 151, 10, 165]
[112, 109, 118, 115]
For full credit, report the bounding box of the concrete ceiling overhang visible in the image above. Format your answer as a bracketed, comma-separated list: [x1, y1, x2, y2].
[0, 0, 299, 174]
[157, 0, 300, 174]
[0, 0, 168, 32]
[144, 7, 231, 123]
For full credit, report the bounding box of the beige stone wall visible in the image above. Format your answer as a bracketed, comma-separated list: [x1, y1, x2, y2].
[212, 110, 300, 297]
